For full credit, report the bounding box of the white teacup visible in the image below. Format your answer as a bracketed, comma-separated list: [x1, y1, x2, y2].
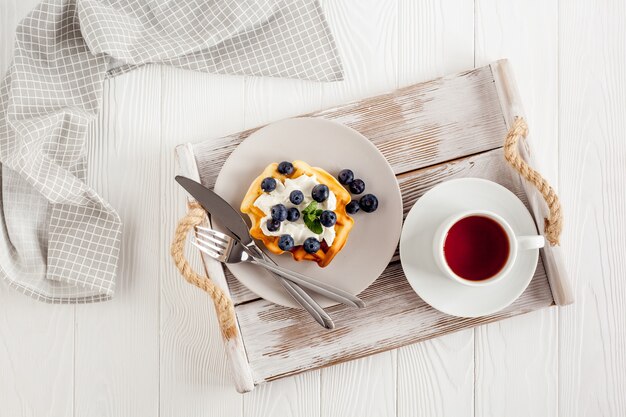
[433, 210, 545, 286]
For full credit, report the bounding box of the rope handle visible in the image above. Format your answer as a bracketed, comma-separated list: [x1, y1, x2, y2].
[170, 116, 562, 337]
[170, 201, 237, 339]
[503, 117, 562, 246]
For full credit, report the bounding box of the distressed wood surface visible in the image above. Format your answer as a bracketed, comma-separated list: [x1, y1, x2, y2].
[395, 2, 476, 416]
[76, 65, 162, 417]
[397, 329, 474, 417]
[2, 0, 624, 415]
[194, 66, 507, 190]
[559, 1, 626, 416]
[474, 2, 560, 417]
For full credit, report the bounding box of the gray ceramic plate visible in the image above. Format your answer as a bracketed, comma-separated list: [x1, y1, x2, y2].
[214, 117, 403, 308]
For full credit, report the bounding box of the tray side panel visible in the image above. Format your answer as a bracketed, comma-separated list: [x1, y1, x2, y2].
[237, 148, 554, 384]
[175, 144, 255, 393]
[490, 60, 574, 305]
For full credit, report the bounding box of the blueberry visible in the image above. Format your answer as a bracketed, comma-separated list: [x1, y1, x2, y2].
[349, 179, 365, 194]
[289, 190, 304, 205]
[266, 218, 281, 232]
[261, 177, 276, 192]
[278, 234, 295, 251]
[359, 194, 378, 213]
[303, 237, 321, 254]
[311, 184, 329, 202]
[271, 204, 288, 221]
[346, 200, 360, 215]
[338, 169, 354, 185]
[287, 207, 300, 222]
[277, 161, 294, 175]
[319, 210, 337, 227]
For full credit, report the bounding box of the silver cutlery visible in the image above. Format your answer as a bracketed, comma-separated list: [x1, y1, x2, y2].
[175, 175, 337, 328]
[193, 227, 365, 309]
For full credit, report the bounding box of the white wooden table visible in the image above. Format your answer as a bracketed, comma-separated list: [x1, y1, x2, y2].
[1, 1, 624, 416]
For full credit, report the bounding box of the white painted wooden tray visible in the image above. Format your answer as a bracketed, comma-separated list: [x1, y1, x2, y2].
[175, 59, 572, 393]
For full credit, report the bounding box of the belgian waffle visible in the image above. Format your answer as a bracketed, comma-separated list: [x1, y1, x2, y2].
[240, 160, 354, 267]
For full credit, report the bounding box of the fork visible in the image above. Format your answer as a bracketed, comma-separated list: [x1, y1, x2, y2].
[232, 240, 336, 329]
[192, 228, 365, 308]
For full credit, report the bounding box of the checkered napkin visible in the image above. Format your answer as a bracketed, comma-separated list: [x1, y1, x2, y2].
[0, 0, 343, 303]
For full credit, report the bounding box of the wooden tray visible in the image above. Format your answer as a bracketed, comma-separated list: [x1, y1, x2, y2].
[175, 59, 572, 393]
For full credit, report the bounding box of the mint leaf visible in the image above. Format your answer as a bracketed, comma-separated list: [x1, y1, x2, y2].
[311, 219, 323, 234]
[302, 201, 325, 233]
[302, 201, 318, 216]
[304, 217, 323, 234]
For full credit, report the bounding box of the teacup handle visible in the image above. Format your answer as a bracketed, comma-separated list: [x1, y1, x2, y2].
[517, 235, 545, 250]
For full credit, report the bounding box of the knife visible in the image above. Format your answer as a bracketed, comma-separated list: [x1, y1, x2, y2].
[175, 175, 336, 329]
[175, 176, 365, 308]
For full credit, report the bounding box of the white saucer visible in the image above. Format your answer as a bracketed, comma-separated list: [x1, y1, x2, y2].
[399, 178, 540, 317]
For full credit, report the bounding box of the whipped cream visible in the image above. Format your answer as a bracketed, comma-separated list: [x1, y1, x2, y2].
[254, 174, 337, 246]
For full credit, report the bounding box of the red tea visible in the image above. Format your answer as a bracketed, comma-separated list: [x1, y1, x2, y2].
[443, 215, 510, 281]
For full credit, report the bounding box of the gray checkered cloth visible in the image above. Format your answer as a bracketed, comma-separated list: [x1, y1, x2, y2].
[0, 0, 343, 303]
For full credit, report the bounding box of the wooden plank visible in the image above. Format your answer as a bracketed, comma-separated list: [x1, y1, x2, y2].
[317, 67, 505, 175]
[317, 0, 399, 413]
[235, 148, 554, 384]
[75, 66, 161, 416]
[0, 1, 75, 416]
[243, 77, 323, 128]
[160, 68, 253, 403]
[193, 64, 508, 189]
[475, 309, 557, 416]
[318, 0, 398, 107]
[239, 258, 552, 384]
[558, 1, 626, 416]
[243, 370, 320, 417]
[396, 1, 475, 416]
[398, 0, 474, 88]
[0, 293, 74, 417]
[397, 330, 474, 417]
[320, 352, 397, 417]
[475, 2, 559, 416]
